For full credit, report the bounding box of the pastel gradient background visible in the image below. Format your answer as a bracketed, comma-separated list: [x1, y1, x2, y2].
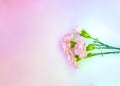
[0, 0, 120, 86]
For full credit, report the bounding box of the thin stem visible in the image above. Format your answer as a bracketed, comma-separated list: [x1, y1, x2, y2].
[95, 47, 120, 50]
[92, 51, 120, 57]
[94, 44, 104, 46]
[91, 37, 120, 50]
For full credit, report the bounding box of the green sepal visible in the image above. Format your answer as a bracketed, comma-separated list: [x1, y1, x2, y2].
[86, 44, 95, 51]
[74, 55, 81, 62]
[70, 40, 76, 48]
[80, 29, 91, 38]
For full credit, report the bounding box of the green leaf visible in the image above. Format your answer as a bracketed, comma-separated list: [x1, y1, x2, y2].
[80, 29, 91, 38]
[74, 55, 81, 62]
[86, 44, 95, 51]
[70, 40, 76, 48]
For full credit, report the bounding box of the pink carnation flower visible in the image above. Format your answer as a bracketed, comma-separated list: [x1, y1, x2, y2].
[62, 33, 78, 68]
[67, 50, 78, 69]
[74, 26, 82, 34]
[62, 33, 73, 54]
[75, 39, 87, 59]
[62, 30, 87, 68]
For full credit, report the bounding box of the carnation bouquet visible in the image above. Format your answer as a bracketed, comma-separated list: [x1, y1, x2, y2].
[62, 27, 120, 68]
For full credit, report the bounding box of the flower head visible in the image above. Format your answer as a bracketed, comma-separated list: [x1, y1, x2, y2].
[75, 39, 87, 59]
[62, 31, 87, 68]
[62, 33, 78, 68]
[74, 26, 82, 34]
[67, 51, 78, 68]
[74, 26, 91, 38]
[62, 33, 73, 54]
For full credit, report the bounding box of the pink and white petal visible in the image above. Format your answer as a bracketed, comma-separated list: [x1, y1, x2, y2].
[73, 26, 82, 34]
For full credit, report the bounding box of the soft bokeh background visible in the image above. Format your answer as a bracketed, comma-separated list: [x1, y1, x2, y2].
[0, 0, 120, 86]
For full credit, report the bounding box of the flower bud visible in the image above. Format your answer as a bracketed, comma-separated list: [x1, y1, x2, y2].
[86, 44, 95, 51]
[80, 29, 91, 38]
[86, 53, 96, 58]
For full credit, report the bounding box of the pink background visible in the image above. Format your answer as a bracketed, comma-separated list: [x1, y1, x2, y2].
[0, 0, 120, 86]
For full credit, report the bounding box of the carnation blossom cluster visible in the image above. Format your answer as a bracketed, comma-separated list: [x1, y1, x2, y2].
[62, 27, 87, 68]
[62, 26, 120, 69]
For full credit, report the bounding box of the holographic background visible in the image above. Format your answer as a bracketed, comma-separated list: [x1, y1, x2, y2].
[0, 0, 120, 86]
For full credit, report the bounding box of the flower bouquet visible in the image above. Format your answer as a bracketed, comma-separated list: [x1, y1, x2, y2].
[62, 27, 120, 68]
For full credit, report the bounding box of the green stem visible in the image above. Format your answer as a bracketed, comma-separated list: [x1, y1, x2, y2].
[91, 38, 120, 50]
[94, 44, 104, 46]
[92, 51, 120, 57]
[95, 47, 120, 50]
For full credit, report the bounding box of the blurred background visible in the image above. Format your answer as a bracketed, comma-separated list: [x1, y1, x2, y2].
[0, 0, 120, 86]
